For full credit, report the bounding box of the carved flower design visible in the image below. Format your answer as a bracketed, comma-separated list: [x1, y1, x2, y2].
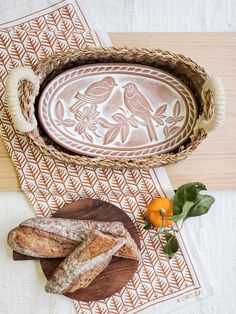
[75, 105, 99, 135]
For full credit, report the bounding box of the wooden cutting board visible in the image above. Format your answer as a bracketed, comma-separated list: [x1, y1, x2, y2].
[1, 33, 236, 189]
[12, 198, 141, 302]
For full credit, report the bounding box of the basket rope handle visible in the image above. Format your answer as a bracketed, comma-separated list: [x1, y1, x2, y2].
[200, 76, 225, 133]
[6, 67, 40, 132]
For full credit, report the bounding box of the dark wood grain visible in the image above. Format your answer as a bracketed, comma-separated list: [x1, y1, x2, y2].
[13, 251, 37, 261]
[13, 199, 141, 301]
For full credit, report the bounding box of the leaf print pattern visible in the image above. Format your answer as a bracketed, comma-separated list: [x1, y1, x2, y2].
[0, 4, 200, 313]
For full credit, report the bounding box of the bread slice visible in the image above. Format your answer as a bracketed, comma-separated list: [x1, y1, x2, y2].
[21, 218, 141, 260]
[116, 229, 141, 260]
[45, 231, 126, 294]
[7, 226, 78, 258]
[65, 257, 112, 293]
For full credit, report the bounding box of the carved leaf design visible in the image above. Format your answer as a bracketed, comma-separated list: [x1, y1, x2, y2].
[121, 123, 129, 143]
[177, 116, 184, 122]
[98, 117, 113, 128]
[166, 117, 175, 124]
[173, 100, 181, 117]
[113, 113, 126, 122]
[163, 126, 169, 138]
[85, 132, 93, 143]
[165, 100, 184, 125]
[153, 104, 167, 125]
[62, 119, 75, 127]
[155, 104, 167, 115]
[55, 119, 62, 126]
[154, 117, 166, 125]
[55, 100, 65, 120]
[54, 100, 75, 127]
[163, 125, 180, 138]
[104, 124, 120, 145]
[169, 126, 181, 136]
[128, 118, 138, 128]
[113, 112, 139, 129]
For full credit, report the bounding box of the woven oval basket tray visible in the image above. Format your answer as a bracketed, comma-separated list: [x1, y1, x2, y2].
[6, 47, 225, 169]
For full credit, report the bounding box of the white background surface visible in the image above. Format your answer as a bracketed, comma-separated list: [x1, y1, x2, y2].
[0, 1, 236, 314]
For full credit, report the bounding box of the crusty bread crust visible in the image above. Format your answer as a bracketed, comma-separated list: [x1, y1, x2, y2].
[20, 218, 141, 260]
[21, 218, 126, 241]
[45, 231, 126, 294]
[7, 226, 77, 258]
[65, 256, 112, 292]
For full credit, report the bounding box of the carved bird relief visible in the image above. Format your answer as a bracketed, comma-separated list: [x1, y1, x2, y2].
[123, 83, 157, 141]
[70, 77, 117, 114]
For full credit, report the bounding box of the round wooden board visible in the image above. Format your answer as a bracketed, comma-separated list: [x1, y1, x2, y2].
[40, 198, 141, 302]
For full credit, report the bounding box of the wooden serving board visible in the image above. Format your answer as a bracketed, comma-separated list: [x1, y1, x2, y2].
[13, 198, 141, 302]
[1, 33, 236, 189]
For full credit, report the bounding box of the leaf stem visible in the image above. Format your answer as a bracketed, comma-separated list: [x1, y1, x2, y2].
[150, 209, 165, 240]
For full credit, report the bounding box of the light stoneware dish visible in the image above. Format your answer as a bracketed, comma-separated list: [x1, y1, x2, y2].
[38, 63, 198, 158]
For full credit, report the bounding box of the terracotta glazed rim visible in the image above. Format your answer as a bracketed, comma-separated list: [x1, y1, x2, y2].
[17, 46, 214, 169]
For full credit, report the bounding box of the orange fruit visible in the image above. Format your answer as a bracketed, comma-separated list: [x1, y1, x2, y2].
[147, 198, 174, 228]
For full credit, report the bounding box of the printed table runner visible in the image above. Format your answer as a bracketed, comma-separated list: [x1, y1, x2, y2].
[0, 1, 211, 313]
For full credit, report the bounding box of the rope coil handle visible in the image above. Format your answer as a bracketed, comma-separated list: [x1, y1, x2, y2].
[200, 76, 226, 133]
[6, 67, 40, 132]
[6, 68, 225, 134]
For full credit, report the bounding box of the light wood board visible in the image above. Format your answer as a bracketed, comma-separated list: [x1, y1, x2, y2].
[0, 33, 235, 190]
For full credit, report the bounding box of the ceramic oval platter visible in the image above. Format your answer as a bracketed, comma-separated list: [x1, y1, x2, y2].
[38, 63, 198, 158]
